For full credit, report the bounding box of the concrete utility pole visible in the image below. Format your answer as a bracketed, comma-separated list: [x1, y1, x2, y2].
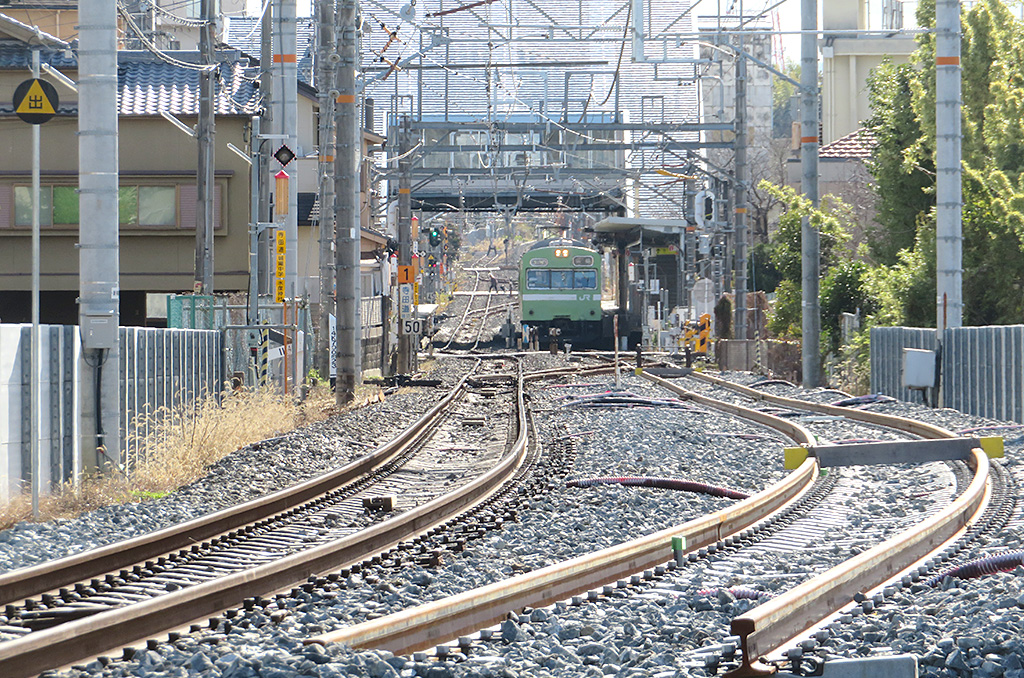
[335, 0, 361, 404]
[800, 0, 821, 387]
[195, 0, 216, 294]
[397, 119, 414, 374]
[935, 0, 962, 332]
[259, 0, 274, 295]
[79, 0, 121, 471]
[317, 0, 337, 382]
[733, 19, 748, 342]
[273, 0, 299, 297]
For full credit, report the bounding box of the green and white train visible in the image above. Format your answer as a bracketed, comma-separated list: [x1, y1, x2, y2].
[518, 238, 606, 344]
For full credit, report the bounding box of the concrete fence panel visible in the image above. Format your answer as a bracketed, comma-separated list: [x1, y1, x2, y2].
[1, 324, 221, 501]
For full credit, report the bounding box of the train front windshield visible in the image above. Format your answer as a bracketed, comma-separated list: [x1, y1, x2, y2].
[526, 268, 597, 290]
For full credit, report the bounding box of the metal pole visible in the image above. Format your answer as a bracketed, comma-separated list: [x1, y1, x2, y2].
[335, 0, 361, 404]
[800, 0, 821, 387]
[79, 0, 121, 471]
[317, 0, 337, 382]
[259, 0, 274, 295]
[733, 17, 748, 343]
[397, 119, 414, 374]
[277, 0, 299, 299]
[935, 0, 962, 332]
[248, 116, 261, 328]
[31, 48, 41, 519]
[195, 0, 215, 294]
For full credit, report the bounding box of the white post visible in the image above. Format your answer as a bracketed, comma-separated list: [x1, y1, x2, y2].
[78, 0, 121, 473]
[935, 0, 962, 332]
[31, 49, 41, 518]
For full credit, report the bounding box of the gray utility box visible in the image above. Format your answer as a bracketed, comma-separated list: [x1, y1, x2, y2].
[81, 313, 118, 349]
[902, 348, 936, 389]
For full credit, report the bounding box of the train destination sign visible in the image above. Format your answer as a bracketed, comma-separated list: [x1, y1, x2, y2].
[14, 78, 59, 124]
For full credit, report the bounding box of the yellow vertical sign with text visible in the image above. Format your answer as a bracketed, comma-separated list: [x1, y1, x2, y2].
[275, 230, 287, 302]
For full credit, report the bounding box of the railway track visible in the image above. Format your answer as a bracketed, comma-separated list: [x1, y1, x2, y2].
[0, 360, 532, 678]
[307, 365, 1000, 677]
[436, 249, 516, 351]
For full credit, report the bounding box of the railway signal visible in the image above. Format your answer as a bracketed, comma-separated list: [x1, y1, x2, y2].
[429, 227, 441, 247]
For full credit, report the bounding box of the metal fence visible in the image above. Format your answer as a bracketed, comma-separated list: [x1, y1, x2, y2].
[0, 324, 80, 500]
[871, 325, 1024, 422]
[122, 327, 223, 473]
[0, 324, 222, 500]
[869, 326, 937, 405]
[942, 325, 1024, 423]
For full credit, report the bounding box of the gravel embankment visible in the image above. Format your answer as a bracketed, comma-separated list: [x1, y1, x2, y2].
[4, 360, 1023, 678]
[0, 360, 472, 574]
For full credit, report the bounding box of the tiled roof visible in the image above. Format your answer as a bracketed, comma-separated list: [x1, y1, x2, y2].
[116, 52, 260, 116]
[0, 44, 260, 116]
[820, 128, 876, 159]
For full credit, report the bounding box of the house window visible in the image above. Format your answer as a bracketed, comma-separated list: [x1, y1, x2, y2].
[14, 186, 52, 226]
[14, 185, 79, 227]
[13, 184, 178, 228]
[120, 186, 178, 227]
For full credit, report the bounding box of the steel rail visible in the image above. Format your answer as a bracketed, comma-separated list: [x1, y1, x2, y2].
[0, 364, 530, 678]
[0, 366, 476, 607]
[440, 269, 486, 350]
[307, 374, 820, 654]
[680, 371, 995, 677]
[727, 448, 989, 677]
[686, 370, 952, 439]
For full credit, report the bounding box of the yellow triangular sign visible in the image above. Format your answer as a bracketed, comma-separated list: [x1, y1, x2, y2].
[16, 80, 56, 115]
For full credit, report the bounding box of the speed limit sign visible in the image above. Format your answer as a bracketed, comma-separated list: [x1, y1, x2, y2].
[401, 318, 424, 335]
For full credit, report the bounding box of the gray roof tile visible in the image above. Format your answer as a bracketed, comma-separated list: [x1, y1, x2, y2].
[0, 43, 260, 116]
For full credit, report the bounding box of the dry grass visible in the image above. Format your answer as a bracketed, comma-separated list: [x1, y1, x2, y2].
[0, 383, 383, 531]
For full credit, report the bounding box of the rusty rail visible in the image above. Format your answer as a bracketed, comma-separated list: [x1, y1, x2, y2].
[727, 447, 989, 676]
[0, 369, 480, 608]
[310, 369, 994, 675]
[680, 371, 995, 676]
[0, 363, 531, 678]
[308, 375, 819, 654]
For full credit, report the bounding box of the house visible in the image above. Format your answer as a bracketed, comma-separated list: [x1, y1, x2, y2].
[0, 12, 388, 333]
[820, 0, 915, 145]
[787, 127, 878, 246]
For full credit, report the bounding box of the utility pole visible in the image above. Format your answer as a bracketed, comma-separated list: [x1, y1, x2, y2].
[317, 0, 337, 382]
[397, 119, 414, 374]
[733, 19, 748, 343]
[273, 0, 299, 297]
[259, 0, 274, 295]
[800, 0, 821, 387]
[335, 0, 361, 404]
[935, 0, 962, 332]
[195, 0, 216, 294]
[79, 0, 121, 472]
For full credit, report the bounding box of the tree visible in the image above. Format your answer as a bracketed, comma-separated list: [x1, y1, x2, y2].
[864, 0, 1024, 326]
[820, 260, 876, 354]
[758, 181, 857, 345]
[864, 60, 933, 266]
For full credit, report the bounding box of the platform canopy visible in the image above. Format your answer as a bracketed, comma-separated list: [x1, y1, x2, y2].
[590, 216, 691, 247]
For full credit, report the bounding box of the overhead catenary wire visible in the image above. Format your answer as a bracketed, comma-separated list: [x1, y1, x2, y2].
[116, 3, 218, 72]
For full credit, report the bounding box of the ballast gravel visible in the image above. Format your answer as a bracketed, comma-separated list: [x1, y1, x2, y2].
[2, 360, 1023, 678]
[0, 360, 472, 574]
